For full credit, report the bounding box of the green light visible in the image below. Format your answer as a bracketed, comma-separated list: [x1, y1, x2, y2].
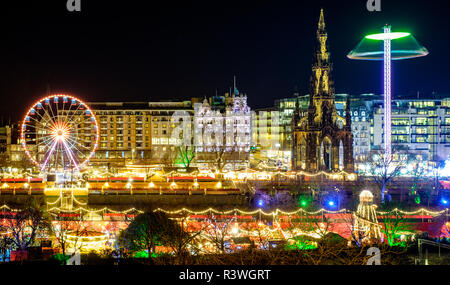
[365, 32, 410, 41]
[414, 195, 421, 205]
[300, 200, 308, 207]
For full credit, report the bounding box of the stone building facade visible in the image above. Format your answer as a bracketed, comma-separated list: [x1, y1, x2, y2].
[291, 9, 354, 173]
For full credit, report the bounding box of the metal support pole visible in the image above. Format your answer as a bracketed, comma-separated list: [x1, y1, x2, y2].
[384, 26, 392, 160]
[418, 239, 422, 264]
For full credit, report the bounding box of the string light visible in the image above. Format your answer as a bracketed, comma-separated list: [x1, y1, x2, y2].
[46, 196, 62, 205]
[72, 194, 87, 206]
[0, 203, 447, 218]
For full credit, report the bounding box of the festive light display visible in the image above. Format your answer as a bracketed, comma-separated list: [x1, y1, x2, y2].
[222, 169, 356, 181]
[353, 190, 382, 243]
[0, 204, 447, 219]
[65, 230, 108, 253]
[21, 94, 99, 172]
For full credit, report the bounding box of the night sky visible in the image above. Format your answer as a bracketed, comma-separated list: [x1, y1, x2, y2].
[0, 0, 449, 122]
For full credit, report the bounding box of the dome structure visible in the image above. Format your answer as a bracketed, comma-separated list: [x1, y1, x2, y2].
[359, 190, 374, 203]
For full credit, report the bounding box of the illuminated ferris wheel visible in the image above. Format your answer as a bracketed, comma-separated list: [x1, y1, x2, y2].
[20, 94, 99, 173]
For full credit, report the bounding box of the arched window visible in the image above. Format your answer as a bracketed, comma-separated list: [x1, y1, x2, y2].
[339, 140, 344, 171]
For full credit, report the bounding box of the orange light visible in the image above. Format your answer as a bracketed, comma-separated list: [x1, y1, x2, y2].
[50, 121, 71, 142]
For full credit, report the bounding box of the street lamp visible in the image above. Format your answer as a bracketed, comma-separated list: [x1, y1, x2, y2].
[24, 183, 31, 195]
[102, 182, 109, 195]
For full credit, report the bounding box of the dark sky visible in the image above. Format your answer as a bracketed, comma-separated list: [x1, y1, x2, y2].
[0, 0, 449, 122]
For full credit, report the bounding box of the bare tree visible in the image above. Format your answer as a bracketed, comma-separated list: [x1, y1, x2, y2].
[408, 163, 425, 204]
[206, 147, 228, 172]
[50, 212, 88, 259]
[202, 214, 234, 253]
[366, 149, 406, 204]
[0, 229, 12, 262]
[2, 202, 51, 254]
[162, 215, 204, 264]
[344, 213, 367, 247]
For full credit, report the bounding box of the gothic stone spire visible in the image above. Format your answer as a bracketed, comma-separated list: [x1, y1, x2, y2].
[310, 8, 334, 99]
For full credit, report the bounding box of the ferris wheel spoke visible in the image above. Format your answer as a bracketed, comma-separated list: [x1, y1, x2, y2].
[68, 140, 89, 158]
[34, 136, 55, 148]
[32, 109, 54, 128]
[63, 103, 83, 127]
[42, 103, 57, 126]
[47, 101, 58, 124]
[41, 140, 58, 171]
[65, 135, 91, 151]
[24, 135, 54, 149]
[62, 140, 80, 170]
[62, 99, 76, 125]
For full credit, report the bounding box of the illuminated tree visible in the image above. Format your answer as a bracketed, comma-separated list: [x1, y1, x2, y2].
[379, 210, 410, 246]
[50, 214, 87, 259]
[367, 149, 406, 203]
[407, 163, 427, 205]
[0, 230, 12, 262]
[201, 215, 234, 253]
[1, 201, 51, 252]
[120, 211, 179, 258]
[175, 146, 196, 168]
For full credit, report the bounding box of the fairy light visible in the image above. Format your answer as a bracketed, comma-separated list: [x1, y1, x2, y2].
[231, 223, 239, 235]
[46, 196, 62, 205]
[0, 203, 447, 219]
[72, 194, 87, 206]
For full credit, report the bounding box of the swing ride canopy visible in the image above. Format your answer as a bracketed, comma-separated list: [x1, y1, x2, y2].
[347, 31, 429, 60]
